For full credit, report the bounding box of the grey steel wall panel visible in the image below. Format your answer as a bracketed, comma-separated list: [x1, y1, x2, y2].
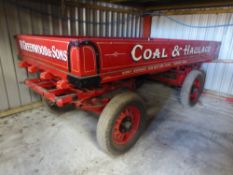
[151, 13, 233, 96]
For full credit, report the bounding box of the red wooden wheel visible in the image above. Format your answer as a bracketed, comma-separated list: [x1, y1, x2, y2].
[97, 92, 146, 155]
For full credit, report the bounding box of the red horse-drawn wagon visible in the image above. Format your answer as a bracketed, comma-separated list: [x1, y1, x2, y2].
[16, 35, 220, 155]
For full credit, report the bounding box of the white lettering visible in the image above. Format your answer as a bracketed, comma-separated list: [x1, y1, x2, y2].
[131, 45, 169, 61]
[131, 44, 212, 62]
[19, 40, 67, 62]
[152, 49, 160, 59]
[161, 49, 168, 58]
[183, 44, 211, 56]
[143, 49, 152, 60]
[131, 44, 143, 61]
[172, 45, 180, 57]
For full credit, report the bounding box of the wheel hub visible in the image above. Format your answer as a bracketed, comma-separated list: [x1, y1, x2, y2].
[112, 105, 141, 145]
[120, 116, 132, 133]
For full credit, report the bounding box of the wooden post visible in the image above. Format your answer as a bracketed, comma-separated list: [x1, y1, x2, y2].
[142, 15, 152, 38]
[0, 102, 42, 118]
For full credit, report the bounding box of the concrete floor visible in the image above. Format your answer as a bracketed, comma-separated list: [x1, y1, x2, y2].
[0, 82, 233, 175]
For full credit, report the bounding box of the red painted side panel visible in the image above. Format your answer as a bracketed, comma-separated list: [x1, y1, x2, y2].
[16, 35, 221, 83]
[17, 35, 70, 71]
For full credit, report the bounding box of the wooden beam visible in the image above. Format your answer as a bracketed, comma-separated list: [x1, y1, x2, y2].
[107, 0, 131, 2]
[0, 102, 42, 118]
[65, 1, 142, 14]
[203, 90, 233, 103]
[146, 1, 233, 11]
[160, 7, 233, 15]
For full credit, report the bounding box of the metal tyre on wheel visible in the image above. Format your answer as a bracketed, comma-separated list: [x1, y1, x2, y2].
[180, 70, 205, 107]
[97, 92, 146, 155]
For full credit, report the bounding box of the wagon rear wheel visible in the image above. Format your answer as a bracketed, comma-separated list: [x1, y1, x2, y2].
[97, 92, 146, 155]
[180, 70, 205, 107]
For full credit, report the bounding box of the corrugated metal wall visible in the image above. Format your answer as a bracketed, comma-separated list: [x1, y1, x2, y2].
[151, 13, 233, 96]
[0, 0, 142, 111]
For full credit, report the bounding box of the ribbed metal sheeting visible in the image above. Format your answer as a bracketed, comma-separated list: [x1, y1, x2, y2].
[0, 0, 142, 111]
[151, 13, 233, 96]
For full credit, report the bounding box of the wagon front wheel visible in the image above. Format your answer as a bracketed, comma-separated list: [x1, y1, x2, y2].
[97, 92, 146, 155]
